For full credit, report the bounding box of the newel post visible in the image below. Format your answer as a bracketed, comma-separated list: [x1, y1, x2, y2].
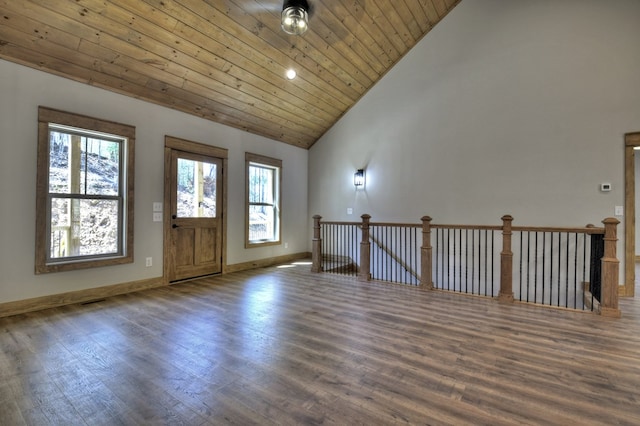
[359, 214, 372, 281]
[311, 215, 322, 273]
[420, 216, 434, 289]
[600, 217, 621, 317]
[498, 215, 514, 302]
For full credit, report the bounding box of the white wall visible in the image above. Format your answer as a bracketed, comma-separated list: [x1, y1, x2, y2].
[310, 0, 640, 226]
[0, 60, 308, 304]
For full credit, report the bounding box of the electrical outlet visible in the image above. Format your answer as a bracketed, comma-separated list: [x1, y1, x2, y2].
[284, 242, 289, 248]
[145, 257, 152, 267]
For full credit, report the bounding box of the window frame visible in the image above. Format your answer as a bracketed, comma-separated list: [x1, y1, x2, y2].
[35, 107, 135, 274]
[245, 152, 282, 248]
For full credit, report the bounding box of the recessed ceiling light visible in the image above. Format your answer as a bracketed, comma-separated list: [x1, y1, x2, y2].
[286, 69, 297, 80]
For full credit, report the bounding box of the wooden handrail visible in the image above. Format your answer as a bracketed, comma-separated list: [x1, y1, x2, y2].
[368, 222, 420, 228]
[317, 220, 605, 235]
[432, 224, 502, 231]
[512, 225, 604, 234]
[432, 224, 604, 234]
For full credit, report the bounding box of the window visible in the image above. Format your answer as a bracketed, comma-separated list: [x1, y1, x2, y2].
[246, 153, 281, 247]
[35, 107, 135, 273]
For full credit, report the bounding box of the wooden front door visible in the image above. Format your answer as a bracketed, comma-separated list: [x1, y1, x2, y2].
[166, 148, 223, 282]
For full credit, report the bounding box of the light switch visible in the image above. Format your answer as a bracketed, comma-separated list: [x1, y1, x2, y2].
[153, 212, 163, 222]
[153, 202, 163, 212]
[347, 208, 353, 215]
[615, 206, 624, 216]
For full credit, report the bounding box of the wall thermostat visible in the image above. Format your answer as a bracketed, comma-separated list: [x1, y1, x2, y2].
[600, 183, 612, 192]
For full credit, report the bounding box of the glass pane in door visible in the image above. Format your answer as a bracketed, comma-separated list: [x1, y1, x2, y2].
[176, 158, 217, 218]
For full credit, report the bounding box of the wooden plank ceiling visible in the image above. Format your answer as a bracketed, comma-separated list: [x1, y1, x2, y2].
[0, 0, 460, 148]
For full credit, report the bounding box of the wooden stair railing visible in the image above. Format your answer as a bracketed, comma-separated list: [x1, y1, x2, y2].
[311, 214, 621, 317]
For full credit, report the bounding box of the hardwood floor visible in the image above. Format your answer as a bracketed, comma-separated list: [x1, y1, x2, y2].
[1, 261, 640, 425]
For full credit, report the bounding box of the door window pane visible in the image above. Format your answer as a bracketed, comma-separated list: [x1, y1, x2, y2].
[176, 158, 217, 218]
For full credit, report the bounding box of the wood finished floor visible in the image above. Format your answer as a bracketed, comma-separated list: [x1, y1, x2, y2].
[1, 262, 640, 425]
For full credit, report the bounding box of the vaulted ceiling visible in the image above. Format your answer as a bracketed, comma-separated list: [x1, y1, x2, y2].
[0, 0, 460, 148]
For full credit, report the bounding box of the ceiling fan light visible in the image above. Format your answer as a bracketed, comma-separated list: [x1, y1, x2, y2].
[281, 0, 309, 35]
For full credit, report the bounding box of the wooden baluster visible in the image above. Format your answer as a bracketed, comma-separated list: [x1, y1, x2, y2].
[498, 215, 515, 302]
[359, 214, 372, 281]
[600, 217, 621, 317]
[420, 216, 434, 289]
[311, 215, 323, 273]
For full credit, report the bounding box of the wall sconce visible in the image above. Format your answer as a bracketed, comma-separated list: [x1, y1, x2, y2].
[354, 169, 365, 188]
